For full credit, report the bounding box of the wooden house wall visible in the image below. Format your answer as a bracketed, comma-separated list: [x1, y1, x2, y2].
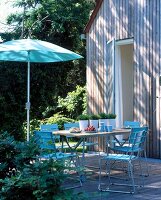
[86, 0, 161, 158]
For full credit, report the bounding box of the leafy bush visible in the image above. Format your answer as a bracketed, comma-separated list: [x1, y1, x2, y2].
[0, 131, 86, 200]
[107, 113, 117, 119]
[89, 114, 100, 120]
[98, 113, 116, 119]
[0, 131, 40, 180]
[0, 131, 18, 179]
[99, 113, 109, 119]
[0, 160, 74, 200]
[58, 85, 87, 119]
[43, 113, 75, 130]
[23, 118, 41, 137]
[77, 114, 89, 120]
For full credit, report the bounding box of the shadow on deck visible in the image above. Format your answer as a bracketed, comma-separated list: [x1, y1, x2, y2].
[67, 153, 161, 200]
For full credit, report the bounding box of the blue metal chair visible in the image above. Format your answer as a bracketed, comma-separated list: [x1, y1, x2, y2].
[63, 122, 80, 149]
[34, 130, 82, 188]
[40, 124, 62, 150]
[64, 122, 80, 130]
[110, 127, 149, 176]
[99, 130, 147, 194]
[124, 121, 141, 128]
[111, 121, 141, 146]
[40, 124, 60, 141]
[120, 120, 141, 142]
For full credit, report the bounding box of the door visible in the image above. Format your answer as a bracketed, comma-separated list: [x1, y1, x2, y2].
[115, 39, 134, 127]
[104, 39, 115, 113]
[105, 39, 134, 128]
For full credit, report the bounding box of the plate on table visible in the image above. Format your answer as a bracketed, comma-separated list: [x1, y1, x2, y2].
[84, 131, 97, 133]
[69, 127, 81, 133]
[69, 130, 81, 133]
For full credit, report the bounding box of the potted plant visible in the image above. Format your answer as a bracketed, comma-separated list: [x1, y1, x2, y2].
[98, 113, 109, 127]
[107, 113, 117, 129]
[89, 114, 100, 131]
[77, 114, 89, 131]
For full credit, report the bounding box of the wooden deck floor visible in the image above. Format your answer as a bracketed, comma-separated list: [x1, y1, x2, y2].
[69, 153, 161, 200]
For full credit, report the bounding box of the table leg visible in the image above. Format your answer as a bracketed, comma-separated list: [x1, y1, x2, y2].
[61, 136, 84, 154]
[81, 138, 85, 166]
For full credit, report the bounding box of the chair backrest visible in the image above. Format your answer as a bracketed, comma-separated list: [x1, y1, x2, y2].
[40, 124, 59, 132]
[124, 121, 141, 128]
[129, 130, 147, 153]
[64, 122, 79, 130]
[34, 130, 56, 151]
[129, 127, 148, 150]
[40, 124, 59, 140]
[64, 123, 80, 138]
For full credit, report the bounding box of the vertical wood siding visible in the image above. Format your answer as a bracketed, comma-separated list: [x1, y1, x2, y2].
[86, 0, 161, 158]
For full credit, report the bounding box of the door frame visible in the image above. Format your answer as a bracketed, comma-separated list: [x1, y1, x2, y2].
[114, 38, 134, 127]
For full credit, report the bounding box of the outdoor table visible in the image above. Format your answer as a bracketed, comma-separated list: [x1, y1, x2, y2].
[54, 129, 131, 155]
[54, 129, 131, 182]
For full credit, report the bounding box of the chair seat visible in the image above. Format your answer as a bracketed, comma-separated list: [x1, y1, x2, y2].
[40, 152, 77, 160]
[101, 153, 136, 161]
[111, 146, 140, 153]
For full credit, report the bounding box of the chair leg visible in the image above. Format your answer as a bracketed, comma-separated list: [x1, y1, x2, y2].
[64, 156, 83, 189]
[98, 159, 137, 194]
[81, 139, 86, 167]
[128, 161, 135, 194]
[143, 150, 149, 177]
[74, 155, 83, 186]
[138, 159, 145, 187]
[98, 158, 102, 190]
[98, 158, 111, 191]
[107, 160, 112, 186]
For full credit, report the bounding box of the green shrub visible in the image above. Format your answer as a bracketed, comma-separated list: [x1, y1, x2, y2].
[0, 131, 40, 180]
[0, 159, 73, 200]
[0, 131, 86, 200]
[0, 131, 18, 179]
[43, 113, 75, 130]
[58, 85, 87, 118]
[77, 114, 89, 120]
[107, 113, 117, 119]
[89, 114, 100, 120]
[98, 113, 109, 119]
[23, 118, 41, 137]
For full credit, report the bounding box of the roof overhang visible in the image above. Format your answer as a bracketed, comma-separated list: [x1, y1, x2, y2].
[84, 0, 103, 33]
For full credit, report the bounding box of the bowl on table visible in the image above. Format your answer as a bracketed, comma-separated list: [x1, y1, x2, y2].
[69, 127, 81, 133]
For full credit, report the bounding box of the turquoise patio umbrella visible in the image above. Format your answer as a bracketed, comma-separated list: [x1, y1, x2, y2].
[0, 38, 83, 141]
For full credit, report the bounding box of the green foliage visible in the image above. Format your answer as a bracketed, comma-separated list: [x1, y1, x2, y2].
[43, 113, 75, 130]
[23, 118, 41, 138]
[58, 85, 87, 119]
[0, 0, 95, 140]
[99, 113, 116, 119]
[0, 132, 17, 179]
[77, 114, 89, 120]
[107, 113, 117, 119]
[0, 160, 73, 200]
[0, 131, 86, 200]
[0, 62, 27, 140]
[89, 114, 100, 120]
[98, 113, 109, 119]
[0, 131, 40, 180]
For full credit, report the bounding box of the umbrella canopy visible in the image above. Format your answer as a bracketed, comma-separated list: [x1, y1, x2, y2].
[0, 39, 83, 141]
[0, 39, 82, 62]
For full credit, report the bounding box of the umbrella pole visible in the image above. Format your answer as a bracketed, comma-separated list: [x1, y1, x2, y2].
[26, 52, 31, 141]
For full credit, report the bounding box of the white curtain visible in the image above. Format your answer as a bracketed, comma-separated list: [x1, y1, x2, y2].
[115, 46, 123, 129]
